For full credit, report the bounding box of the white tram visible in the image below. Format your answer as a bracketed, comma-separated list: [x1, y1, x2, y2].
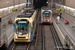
[41, 6, 52, 24]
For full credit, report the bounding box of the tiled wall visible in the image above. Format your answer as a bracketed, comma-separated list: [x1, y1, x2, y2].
[0, 0, 25, 8]
[0, 3, 25, 17]
[65, 0, 75, 8]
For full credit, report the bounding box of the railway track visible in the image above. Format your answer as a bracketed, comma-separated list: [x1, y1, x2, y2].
[43, 25, 55, 50]
[34, 8, 46, 50]
[13, 42, 29, 50]
[35, 24, 44, 50]
[42, 24, 63, 50]
[50, 24, 63, 50]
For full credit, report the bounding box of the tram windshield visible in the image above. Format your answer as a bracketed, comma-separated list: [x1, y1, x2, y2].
[16, 24, 29, 35]
[43, 11, 50, 19]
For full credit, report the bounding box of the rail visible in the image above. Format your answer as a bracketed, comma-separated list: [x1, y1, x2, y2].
[50, 25, 63, 50]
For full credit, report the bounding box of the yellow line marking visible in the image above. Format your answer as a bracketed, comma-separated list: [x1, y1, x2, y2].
[7, 33, 14, 41]
[0, 11, 20, 47]
[52, 17, 65, 40]
[0, 33, 14, 47]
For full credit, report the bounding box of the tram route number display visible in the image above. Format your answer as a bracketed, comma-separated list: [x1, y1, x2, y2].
[18, 21, 27, 23]
[12, 9, 21, 11]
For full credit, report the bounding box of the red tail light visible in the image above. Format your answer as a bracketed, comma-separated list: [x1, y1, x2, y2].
[47, 20, 50, 22]
[44, 20, 46, 22]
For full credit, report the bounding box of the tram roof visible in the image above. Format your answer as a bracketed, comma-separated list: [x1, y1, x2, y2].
[17, 9, 35, 18]
[17, 13, 33, 18]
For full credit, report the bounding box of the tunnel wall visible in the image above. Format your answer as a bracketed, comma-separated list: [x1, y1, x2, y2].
[0, 3, 25, 17]
[0, 0, 25, 8]
[0, 3, 25, 47]
[65, 0, 75, 8]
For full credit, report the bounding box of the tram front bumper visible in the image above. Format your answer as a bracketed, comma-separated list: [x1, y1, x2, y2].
[14, 39, 31, 42]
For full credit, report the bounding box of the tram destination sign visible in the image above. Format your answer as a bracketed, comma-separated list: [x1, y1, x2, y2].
[18, 21, 27, 23]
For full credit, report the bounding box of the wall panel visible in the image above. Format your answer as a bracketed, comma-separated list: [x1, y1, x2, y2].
[4, 9, 9, 15]
[15, 0, 19, 5]
[0, 0, 25, 8]
[0, 10, 3, 17]
[65, 0, 75, 8]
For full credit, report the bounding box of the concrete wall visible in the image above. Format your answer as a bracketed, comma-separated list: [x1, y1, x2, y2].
[0, 0, 26, 17]
[0, 4, 25, 17]
[65, 0, 75, 8]
[0, 0, 25, 8]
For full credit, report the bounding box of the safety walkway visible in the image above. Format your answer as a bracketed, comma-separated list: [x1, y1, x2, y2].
[52, 15, 75, 47]
[0, 11, 20, 47]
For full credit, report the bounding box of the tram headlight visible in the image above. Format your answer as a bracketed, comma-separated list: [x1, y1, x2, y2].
[16, 34, 18, 38]
[16, 36, 18, 38]
[42, 10, 44, 13]
[26, 37, 28, 39]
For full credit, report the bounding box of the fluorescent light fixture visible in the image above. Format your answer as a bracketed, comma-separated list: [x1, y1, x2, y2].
[0, 3, 25, 11]
[20, 3, 25, 6]
[9, 6, 14, 8]
[56, 3, 75, 12]
[15, 5, 19, 7]
[7, 1, 9, 3]
[0, 7, 8, 10]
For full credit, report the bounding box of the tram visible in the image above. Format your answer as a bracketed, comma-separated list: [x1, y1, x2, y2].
[14, 10, 37, 42]
[41, 6, 52, 24]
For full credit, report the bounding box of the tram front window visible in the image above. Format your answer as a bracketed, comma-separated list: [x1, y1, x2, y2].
[43, 11, 50, 19]
[16, 24, 29, 35]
